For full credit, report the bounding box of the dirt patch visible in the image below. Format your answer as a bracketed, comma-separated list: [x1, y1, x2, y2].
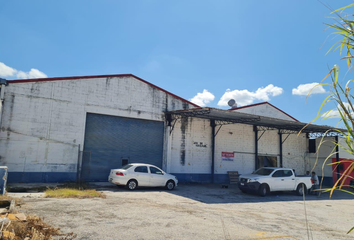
[18, 184, 354, 239]
[8, 182, 105, 199]
[7, 182, 92, 193]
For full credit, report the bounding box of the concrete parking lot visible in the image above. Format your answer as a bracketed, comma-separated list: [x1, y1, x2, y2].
[10, 184, 354, 240]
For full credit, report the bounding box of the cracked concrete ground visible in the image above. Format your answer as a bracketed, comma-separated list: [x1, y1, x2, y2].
[8, 184, 354, 240]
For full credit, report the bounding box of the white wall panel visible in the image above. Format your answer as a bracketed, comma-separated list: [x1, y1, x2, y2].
[0, 76, 194, 176]
[235, 104, 296, 121]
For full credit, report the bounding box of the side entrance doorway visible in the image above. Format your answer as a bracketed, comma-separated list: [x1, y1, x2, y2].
[257, 155, 278, 169]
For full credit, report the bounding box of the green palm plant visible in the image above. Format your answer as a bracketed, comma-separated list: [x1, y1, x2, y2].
[305, 3, 354, 234]
[310, 65, 354, 194]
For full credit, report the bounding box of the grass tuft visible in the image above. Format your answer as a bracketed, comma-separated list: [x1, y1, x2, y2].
[45, 188, 105, 199]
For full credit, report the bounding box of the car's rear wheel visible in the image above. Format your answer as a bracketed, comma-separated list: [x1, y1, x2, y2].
[127, 180, 138, 190]
[259, 184, 269, 197]
[296, 183, 307, 196]
[166, 180, 175, 190]
[241, 189, 247, 194]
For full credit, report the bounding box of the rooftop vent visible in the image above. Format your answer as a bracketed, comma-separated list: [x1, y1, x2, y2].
[0, 78, 8, 86]
[228, 99, 237, 109]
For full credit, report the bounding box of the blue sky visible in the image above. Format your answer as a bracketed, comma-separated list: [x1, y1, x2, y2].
[0, 0, 353, 126]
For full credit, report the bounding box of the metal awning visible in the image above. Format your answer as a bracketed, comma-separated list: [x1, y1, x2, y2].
[165, 107, 344, 135]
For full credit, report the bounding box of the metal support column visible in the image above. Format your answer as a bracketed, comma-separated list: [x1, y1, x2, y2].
[0, 79, 8, 131]
[254, 126, 258, 170]
[210, 120, 216, 183]
[279, 130, 283, 167]
[76, 144, 82, 183]
[335, 136, 340, 182]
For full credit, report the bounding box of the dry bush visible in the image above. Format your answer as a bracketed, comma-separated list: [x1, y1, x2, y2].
[3, 215, 76, 240]
[0, 196, 22, 208]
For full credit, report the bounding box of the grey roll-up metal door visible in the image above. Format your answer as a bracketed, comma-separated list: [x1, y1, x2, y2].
[82, 113, 164, 181]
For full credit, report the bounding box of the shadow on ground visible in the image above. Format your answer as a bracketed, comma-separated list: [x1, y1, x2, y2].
[90, 182, 354, 204]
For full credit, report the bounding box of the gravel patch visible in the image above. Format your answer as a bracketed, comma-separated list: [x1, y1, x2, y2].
[15, 184, 354, 240]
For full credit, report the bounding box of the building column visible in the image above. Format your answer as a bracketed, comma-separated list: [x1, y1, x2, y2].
[279, 130, 283, 167]
[254, 126, 258, 170]
[210, 120, 216, 183]
[335, 135, 340, 182]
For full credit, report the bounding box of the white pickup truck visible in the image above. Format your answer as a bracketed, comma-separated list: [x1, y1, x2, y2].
[238, 167, 313, 197]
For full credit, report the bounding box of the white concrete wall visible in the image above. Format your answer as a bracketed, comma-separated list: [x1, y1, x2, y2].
[169, 119, 308, 176]
[214, 124, 255, 175]
[0, 75, 313, 182]
[308, 137, 354, 178]
[338, 137, 354, 159]
[258, 130, 279, 156]
[308, 137, 336, 177]
[0, 76, 194, 175]
[282, 134, 308, 174]
[235, 104, 296, 121]
[169, 118, 211, 174]
[169, 120, 258, 176]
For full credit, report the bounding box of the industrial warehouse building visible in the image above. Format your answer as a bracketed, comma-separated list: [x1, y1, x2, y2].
[0, 74, 346, 185]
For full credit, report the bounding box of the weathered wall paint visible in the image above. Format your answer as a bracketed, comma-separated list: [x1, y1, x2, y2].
[0, 75, 330, 184]
[282, 134, 308, 174]
[214, 124, 255, 175]
[170, 116, 309, 182]
[308, 137, 335, 178]
[235, 104, 296, 121]
[307, 137, 351, 186]
[0, 76, 194, 182]
[170, 118, 212, 176]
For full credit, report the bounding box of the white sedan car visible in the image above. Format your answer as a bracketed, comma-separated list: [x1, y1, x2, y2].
[108, 163, 178, 190]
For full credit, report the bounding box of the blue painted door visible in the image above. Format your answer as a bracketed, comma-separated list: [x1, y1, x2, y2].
[82, 113, 164, 181]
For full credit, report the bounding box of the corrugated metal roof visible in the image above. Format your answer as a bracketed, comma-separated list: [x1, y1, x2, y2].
[166, 107, 344, 133]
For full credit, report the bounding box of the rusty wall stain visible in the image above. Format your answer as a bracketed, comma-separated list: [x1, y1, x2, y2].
[180, 117, 188, 165]
[8, 94, 15, 122]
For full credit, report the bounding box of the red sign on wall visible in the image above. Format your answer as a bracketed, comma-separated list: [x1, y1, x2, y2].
[222, 152, 234, 161]
[332, 158, 354, 186]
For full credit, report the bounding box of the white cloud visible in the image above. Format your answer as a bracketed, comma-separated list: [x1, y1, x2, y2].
[190, 89, 215, 107]
[0, 62, 47, 79]
[292, 82, 326, 96]
[16, 69, 47, 79]
[217, 84, 283, 107]
[0, 62, 17, 77]
[323, 102, 352, 118]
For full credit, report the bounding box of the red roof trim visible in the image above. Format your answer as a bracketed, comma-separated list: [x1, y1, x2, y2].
[7, 74, 200, 108]
[230, 102, 299, 122]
